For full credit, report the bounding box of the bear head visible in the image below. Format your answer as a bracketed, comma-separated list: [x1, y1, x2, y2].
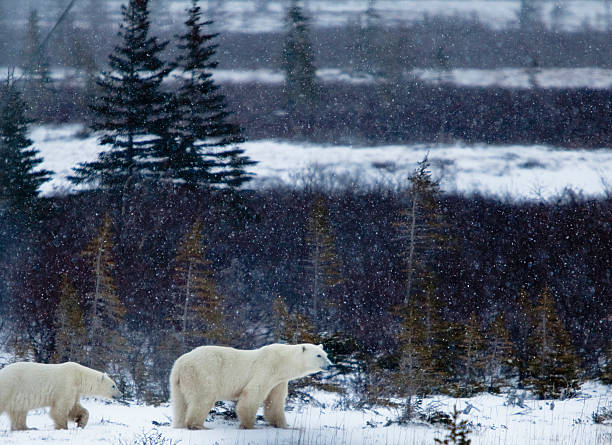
[99, 373, 122, 400]
[300, 343, 333, 375]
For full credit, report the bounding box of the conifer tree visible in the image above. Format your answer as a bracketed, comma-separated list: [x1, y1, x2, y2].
[457, 313, 488, 395]
[54, 274, 87, 363]
[282, 1, 319, 122]
[171, 0, 254, 188]
[70, 0, 172, 190]
[81, 214, 127, 370]
[394, 156, 445, 306]
[352, 0, 381, 75]
[0, 82, 52, 215]
[304, 195, 344, 326]
[484, 312, 516, 392]
[526, 284, 580, 399]
[273, 295, 318, 344]
[394, 302, 431, 420]
[172, 219, 225, 349]
[601, 341, 612, 384]
[23, 9, 52, 90]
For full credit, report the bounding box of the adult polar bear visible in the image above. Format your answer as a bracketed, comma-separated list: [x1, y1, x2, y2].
[170, 343, 333, 429]
[0, 361, 121, 431]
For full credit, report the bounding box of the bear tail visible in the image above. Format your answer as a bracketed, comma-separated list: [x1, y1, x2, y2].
[169, 364, 186, 428]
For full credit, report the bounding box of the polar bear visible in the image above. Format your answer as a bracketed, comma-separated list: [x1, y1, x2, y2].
[0, 361, 121, 431]
[170, 343, 333, 429]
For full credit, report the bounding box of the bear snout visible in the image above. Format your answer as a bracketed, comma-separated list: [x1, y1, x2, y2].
[322, 358, 333, 370]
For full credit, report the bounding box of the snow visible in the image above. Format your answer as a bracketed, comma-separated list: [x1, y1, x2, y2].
[5, 67, 612, 89]
[12, 0, 612, 32]
[31, 125, 612, 201]
[0, 382, 609, 444]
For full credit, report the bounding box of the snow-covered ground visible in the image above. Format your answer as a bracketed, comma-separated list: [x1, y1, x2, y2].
[32, 125, 612, 201]
[5, 66, 612, 89]
[14, 0, 612, 32]
[0, 382, 610, 444]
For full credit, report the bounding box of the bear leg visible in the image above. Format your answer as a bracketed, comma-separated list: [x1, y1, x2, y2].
[237, 387, 263, 429]
[264, 381, 288, 428]
[50, 404, 70, 430]
[69, 402, 89, 428]
[184, 395, 214, 430]
[9, 411, 29, 431]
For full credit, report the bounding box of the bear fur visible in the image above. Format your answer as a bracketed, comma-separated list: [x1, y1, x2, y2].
[0, 361, 121, 431]
[170, 343, 333, 429]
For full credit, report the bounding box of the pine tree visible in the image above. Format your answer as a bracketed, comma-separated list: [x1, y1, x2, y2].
[304, 195, 344, 326]
[0, 82, 52, 215]
[394, 156, 445, 306]
[457, 313, 488, 396]
[81, 214, 127, 370]
[54, 274, 88, 363]
[352, 0, 381, 75]
[172, 219, 225, 350]
[281, 1, 319, 123]
[434, 405, 472, 445]
[394, 302, 431, 421]
[23, 9, 52, 89]
[484, 312, 517, 392]
[273, 295, 318, 344]
[526, 284, 581, 399]
[70, 0, 172, 190]
[601, 341, 612, 384]
[171, 0, 255, 188]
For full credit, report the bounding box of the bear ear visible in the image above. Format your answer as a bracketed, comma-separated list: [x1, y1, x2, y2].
[302, 345, 306, 352]
[318, 344, 323, 349]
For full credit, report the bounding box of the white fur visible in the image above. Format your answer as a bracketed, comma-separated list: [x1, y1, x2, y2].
[170, 343, 332, 429]
[0, 361, 120, 431]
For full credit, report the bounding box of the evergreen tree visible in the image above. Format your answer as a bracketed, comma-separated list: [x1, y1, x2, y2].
[457, 313, 488, 395]
[273, 295, 318, 344]
[484, 312, 517, 392]
[394, 156, 445, 306]
[281, 1, 319, 123]
[304, 195, 344, 326]
[70, 0, 172, 190]
[0, 82, 52, 215]
[171, 0, 254, 188]
[172, 218, 225, 349]
[526, 284, 581, 399]
[394, 301, 432, 420]
[352, 0, 381, 75]
[81, 214, 127, 370]
[601, 340, 612, 384]
[23, 9, 52, 89]
[54, 274, 87, 363]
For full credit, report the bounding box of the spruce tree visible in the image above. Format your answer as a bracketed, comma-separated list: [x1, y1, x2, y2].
[484, 312, 517, 392]
[23, 9, 52, 89]
[394, 302, 431, 421]
[70, 0, 172, 190]
[601, 341, 612, 384]
[54, 274, 88, 363]
[282, 1, 319, 123]
[0, 82, 52, 215]
[457, 313, 488, 395]
[81, 214, 128, 370]
[304, 195, 344, 326]
[172, 218, 225, 349]
[171, 0, 254, 188]
[394, 156, 446, 306]
[526, 284, 581, 399]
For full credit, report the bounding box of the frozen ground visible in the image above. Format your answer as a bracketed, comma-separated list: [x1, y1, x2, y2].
[5, 66, 612, 89]
[14, 0, 612, 32]
[0, 382, 610, 444]
[32, 125, 612, 201]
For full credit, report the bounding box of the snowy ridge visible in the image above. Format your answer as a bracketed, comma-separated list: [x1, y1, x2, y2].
[32, 125, 612, 201]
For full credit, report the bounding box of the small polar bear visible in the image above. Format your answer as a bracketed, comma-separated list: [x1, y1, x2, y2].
[0, 361, 121, 431]
[170, 343, 333, 429]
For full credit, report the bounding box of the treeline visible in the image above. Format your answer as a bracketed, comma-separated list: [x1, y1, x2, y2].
[0, 182, 611, 404]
